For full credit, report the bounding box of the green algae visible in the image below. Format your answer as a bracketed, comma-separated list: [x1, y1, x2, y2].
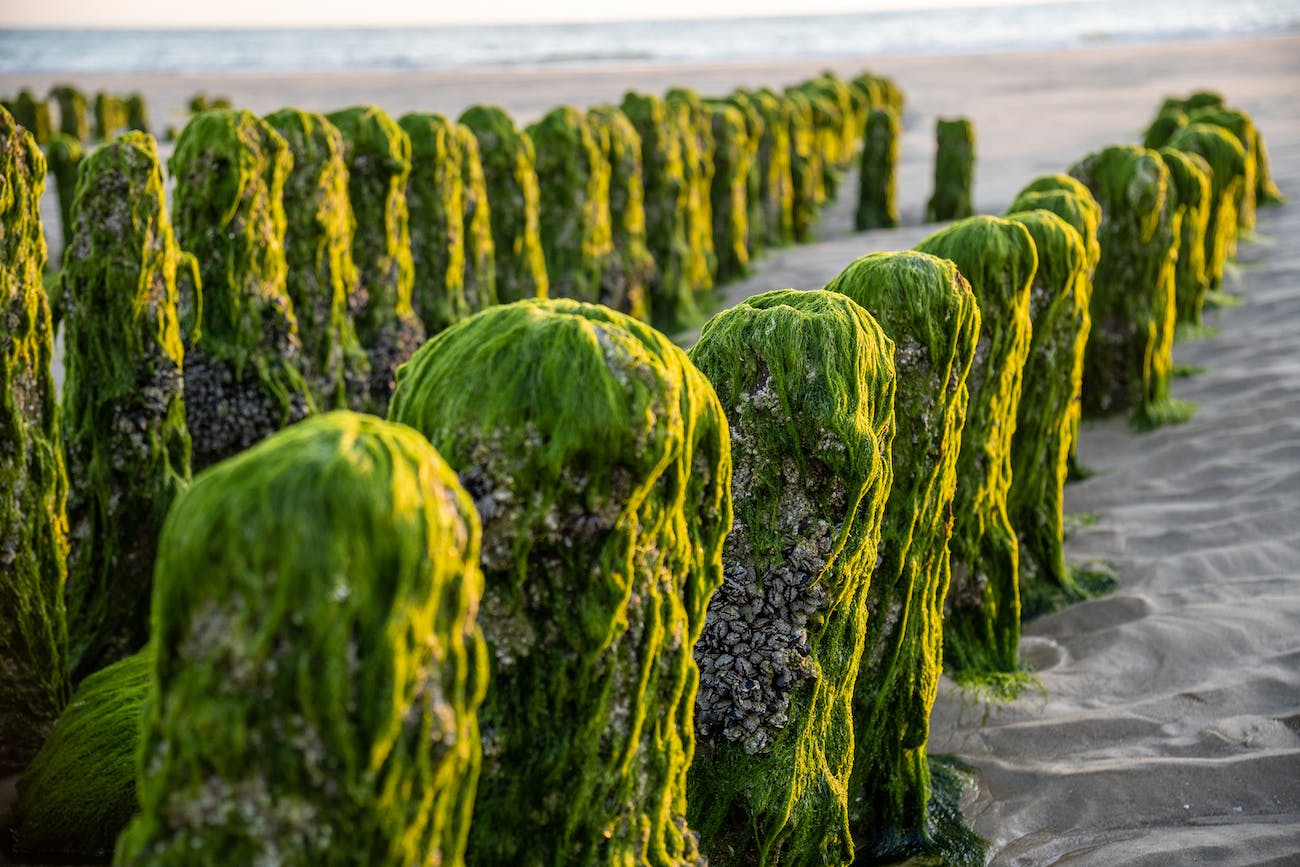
[1157, 92, 1283, 208]
[453, 122, 498, 313]
[1186, 106, 1265, 230]
[389, 298, 732, 867]
[746, 89, 795, 248]
[264, 109, 371, 410]
[114, 411, 486, 866]
[1007, 177, 1102, 275]
[93, 91, 127, 141]
[926, 117, 975, 223]
[61, 132, 191, 681]
[458, 105, 549, 304]
[11, 89, 51, 144]
[11, 648, 150, 858]
[851, 72, 905, 119]
[783, 87, 824, 243]
[399, 113, 468, 333]
[50, 85, 89, 141]
[803, 72, 858, 177]
[0, 106, 70, 772]
[720, 92, 766, 258]
[667, 87, 718, 291]
[526, 105, 615, 304]
[1157, 146, 1213, 325]
[169, 109, 315, 470]
[855, 107, 901, 230]
[822, 252, 980, 863]
[686, 289, 895, 867]
[1141, 108, 1187, 150]
[124, 93, 148, 133]
[45, 132, 84, 276]
[798, 87, 845, 202]
[587, 105, 654, 320]
[915, 216, 1036, 678]
[1068, 145, 1189, 428]
[1166, 123, 1247, 296]
[706, 102, 752, 284]
[1002, 209, 1092, 610]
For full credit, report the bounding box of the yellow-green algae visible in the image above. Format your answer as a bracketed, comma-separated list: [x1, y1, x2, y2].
[93, 91, 128, 141]
[169, 109, 314, 470]
[686, 289, 895, 867]
[114, 411, 486, 866]
[1156, 146, 1213, 325]
[526, 105, 615, 304]
[855, 107, 901, 230]
[746, 88, 796, 248]
[667, 87, 718, 296]
[926, 117, 975, 223]
[45, 132, 84, 274]
[802, 72, 858, 180]
[1155, 92, 1283, 208]
[389, 298, 732, 867]
[0, 106, 70, 772]
[822, 251, 982, 864]
[50, 84, 89, 141]
[399, 113, 468, 333]
[10, 89, 51, 144]
[783, 87, 825, 243]
[1166, 123, 1246, 296]
[797, 87, 845, 202]
[11, 648, 150, 858]
[587, 104, 654, 320]
[264, 109, 371, 410]
[453, 122, 498, 313]
[850, 72, 905, 120]
[1142, 108, 1187, 151]
[915, 215, 1036, 678]
[706, 102, 752, 284]
[124, 93, 148, 133]
[1068, 145, 1189, 428]
[326, 105, 427, 414]
[1186, 106, 1266, 230]
[61, 132, 190, 681]
[1002, 210, 1092, 611]
[458, 105, 549, 304]
[720, 92, 766, 258]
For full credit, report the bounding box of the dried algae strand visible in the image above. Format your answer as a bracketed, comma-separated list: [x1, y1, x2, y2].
[1166, 123, 1246, 295]
[747, 89, 795, 248]
[50, 84, 89, 141]
[454, 122, 497, 312]
[855, 107, 901, 230]
[11, 648, 150, 859]
[587, 104, 654, 319]
[0, 106, 70, 772]
[326, 106, 427, 413]
[1156, 146, 1213, 326]
[169, 109, 314, 470]
[926, 117, 975, 223]
[686, 289, 895, 867]
[526, 106, 614, 304]
[822, 251, 982, 864]
[1068, 145, 1189, 429]
[399, 113, 468, 333]
[1002, 209, 1092, 612]
[457, 105, 549, 304]
[389, 299, 732, 867]
[706, 102, 751, 284]
[114, 411, 487, 867]
[264, 109, 370, 410]
[915, 215, 1035, 679]
[61, 132, 191, 681]
[666, 87, 718, 296]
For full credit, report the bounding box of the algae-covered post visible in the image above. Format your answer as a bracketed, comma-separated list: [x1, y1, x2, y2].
[926, 117, 975, 223]
[93, 91, 126, 141]
[1156, 146, 1213, 325]
[666, 87, 717, 296]
[855, 107, 901, 230]
[1186, 106, 1265, 230]
[45, 133, 84, 272]
[454, 122, 498, 313]
[13, 89, 52, 144]
[915, 215, 1035, 678]
[721, 91, 766, 259]
[823, 251, 981, 863]
[61, 132, 191, 681]
[526, 105, 614, 304]
[457, 105, 549, 304]
[170, 109, 314, 470]
[1002, 209, 1092, 611]
[50, 84, 89, 141]
[587, 104, 654, 319]
[705, 101, 751, 284]
[747, 89, 795, 248]
[327, 105, 426, 413]
[389, 299, 732, 867]
[264, 109, 370, 410]
[1166, 123, 1246, 295]
[686, 289, 895, 867]
[399, 113, 468, 334]
[1069, 145, 1187, 428]
[114, 412, 486, 865]
[783, 87, 824, 243]
[124, 93, 149, 133]
[0, 106, 69, 772]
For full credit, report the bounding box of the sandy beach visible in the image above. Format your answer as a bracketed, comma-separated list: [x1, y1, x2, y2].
[4, 32, 1300, 864]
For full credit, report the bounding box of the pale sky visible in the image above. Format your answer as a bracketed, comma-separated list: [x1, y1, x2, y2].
[1, 0, 1081, 29]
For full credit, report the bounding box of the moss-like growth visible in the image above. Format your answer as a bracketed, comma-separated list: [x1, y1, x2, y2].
[264, 109, 370, 410]
[706, 102, 751, 284]
[45, 132, 84, 272]
[1069, 145, 1187, 427]
[926, 117, 975, 223]
[1157, 146, 1213, 325]
[1156, 92, 1282, 208]
[667, 88, 718, 293]
[0, 107, 70, 772]
[170, 109, 314, 470]
[526, 106, 614, 304]
[187, 93, 232, 115]
[61, 132, 191, 680]
[803, 72, 857, 175]
[1166, 123, 1246, 295]
[93, 91, 127, 141]
[457, 105, 549, 305]
[12, 88, 52, 144]
[327, 105, 427, 413]
[686, 289, 895, 867]
[399, 113, 468, 334]
[587, 105, 654, 320]
[50, 84, 89, 141]
[746, 89, 795, 248]
[798, 87, 845, 201]
[453, 123, 498, 313]
[915, 216, 1036, 677]
[114, 411, 486, 865]
[856, 107, 901, 230]
[851, 71, 905, 119]
[1141, 108, 1187, 150]
[11, 648, 150, 858]
[1183, 106, 1263, 230]
[389, 299, 732, 867]
[822, 251, 980, 862]
[124, 92, 149, 133]
[783, 87, 824, 243]
[1002, 209, 1092, 610]
[720, 92, 766, 258]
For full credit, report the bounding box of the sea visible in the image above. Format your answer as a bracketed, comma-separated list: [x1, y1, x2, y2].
[3, 0, 1299, 75]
